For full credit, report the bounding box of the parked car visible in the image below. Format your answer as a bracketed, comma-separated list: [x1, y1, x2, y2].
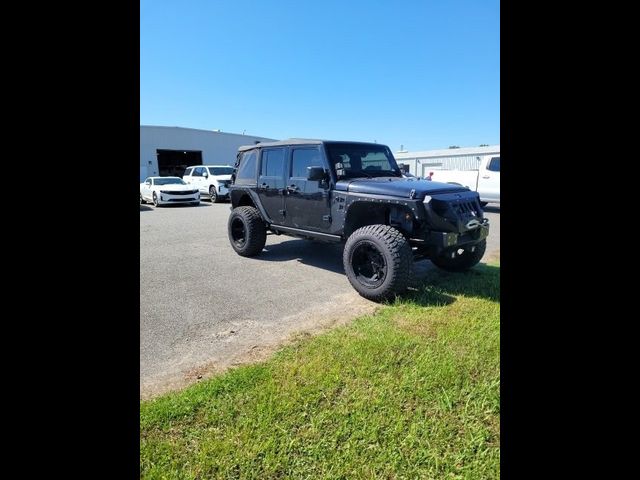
[429, 155, 500, 205]
[227, 139, 489, 301]
[182, 165, 234, 203]
[140, 177, 200, 207]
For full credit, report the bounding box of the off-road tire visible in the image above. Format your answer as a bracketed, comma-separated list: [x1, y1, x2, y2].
[228, 206, 267, 257]
[343, 224, 412, 302]
[431, 239, 486, 272]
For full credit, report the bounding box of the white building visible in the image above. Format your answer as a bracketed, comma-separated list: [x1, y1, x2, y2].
[394, 145, 500, 177]
[140, 125, 277, 181]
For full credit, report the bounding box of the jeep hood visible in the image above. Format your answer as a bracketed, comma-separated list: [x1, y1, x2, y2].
[335, 177, 468, 199]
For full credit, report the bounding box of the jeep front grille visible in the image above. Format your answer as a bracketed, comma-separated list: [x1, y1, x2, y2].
[452, 199, 481, 217]
[426, 192, 484, 234]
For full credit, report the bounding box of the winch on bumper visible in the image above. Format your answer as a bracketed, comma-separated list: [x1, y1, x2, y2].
[428, 221, 489, 248]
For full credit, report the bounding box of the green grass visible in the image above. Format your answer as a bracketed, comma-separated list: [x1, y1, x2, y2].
[141, 263, 500, 479]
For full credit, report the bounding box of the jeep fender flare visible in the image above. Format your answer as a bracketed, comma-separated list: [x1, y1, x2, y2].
[230, 188, 272, 224]
[342, 196, 417, 238]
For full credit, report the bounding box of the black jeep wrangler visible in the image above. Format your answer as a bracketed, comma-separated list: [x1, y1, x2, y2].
[227, 139, 489, 301]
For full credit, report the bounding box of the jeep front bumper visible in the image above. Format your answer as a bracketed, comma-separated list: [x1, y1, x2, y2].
[428, 218, 490, 248]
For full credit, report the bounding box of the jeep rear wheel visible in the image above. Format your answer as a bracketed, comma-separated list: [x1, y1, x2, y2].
[343, 225, 412, 302]
[431, 239, 486, 272]
[228, 206, 266, 257]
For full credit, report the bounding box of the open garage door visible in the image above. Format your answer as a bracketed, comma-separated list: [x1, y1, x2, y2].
[156, 150, 203, 178]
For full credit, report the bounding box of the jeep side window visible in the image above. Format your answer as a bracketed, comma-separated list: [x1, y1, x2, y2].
[261, 148, 285, 177]
[235, 150, 258, 185]
[193, 167, 203, 177]
[184, 167, 193, 176]
[260, 148, 286, 189]
[291, 149, 323, 178]
[487, 157, 500, 172]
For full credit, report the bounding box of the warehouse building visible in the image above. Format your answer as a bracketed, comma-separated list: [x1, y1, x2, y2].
[140, 125, 277, 181]
[394, 144, 500, 178]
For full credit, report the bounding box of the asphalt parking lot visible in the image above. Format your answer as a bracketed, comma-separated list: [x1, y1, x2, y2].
[140, 200, 500, 398]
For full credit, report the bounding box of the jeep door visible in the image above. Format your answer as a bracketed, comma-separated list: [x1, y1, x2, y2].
[284, 147, 331, 231]
[257, 147, 286, 223]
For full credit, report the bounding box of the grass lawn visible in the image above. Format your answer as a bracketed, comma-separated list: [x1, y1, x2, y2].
[141, 262, 500, 479]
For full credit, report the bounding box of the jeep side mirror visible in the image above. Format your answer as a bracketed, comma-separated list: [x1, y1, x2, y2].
[203, 172, 209, 178]
[307, 166, 325, 181]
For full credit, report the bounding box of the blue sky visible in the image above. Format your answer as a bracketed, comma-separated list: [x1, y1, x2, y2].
[141, 0, 499, 152]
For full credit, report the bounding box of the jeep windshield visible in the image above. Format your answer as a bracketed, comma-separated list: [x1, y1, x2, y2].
[325, 142, 402, 179]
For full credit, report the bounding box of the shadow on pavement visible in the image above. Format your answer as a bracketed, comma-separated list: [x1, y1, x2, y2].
[260, 238, 499, 305]
[260, 239, 345, 274]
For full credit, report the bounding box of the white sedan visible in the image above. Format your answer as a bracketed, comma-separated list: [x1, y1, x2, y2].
[140, 177, 200, 207]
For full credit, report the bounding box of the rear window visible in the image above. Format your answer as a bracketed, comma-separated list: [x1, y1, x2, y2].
[235, 150, 258, 185]
[487, 157, 500, 172]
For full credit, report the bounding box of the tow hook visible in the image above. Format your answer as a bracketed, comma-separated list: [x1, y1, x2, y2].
[466, 218, 490, 230]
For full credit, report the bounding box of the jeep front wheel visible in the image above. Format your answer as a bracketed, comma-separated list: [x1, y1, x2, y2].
[343, 225, 412, 302]
[228, 206, 266, 257]
[431, 239, 486, 272]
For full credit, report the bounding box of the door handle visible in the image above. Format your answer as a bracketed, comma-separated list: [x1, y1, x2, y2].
[482, 176, 490, 179]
